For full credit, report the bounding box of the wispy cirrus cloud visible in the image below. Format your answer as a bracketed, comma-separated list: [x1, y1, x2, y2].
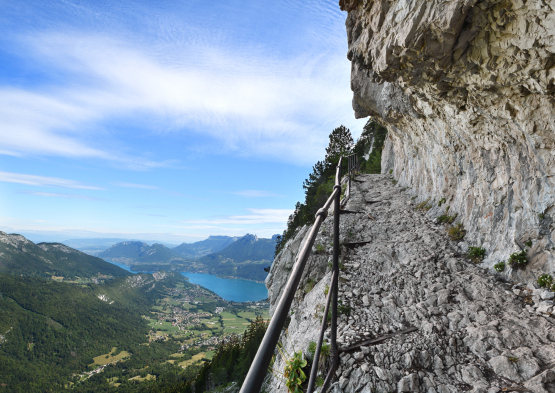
[20, 191, 105, 201]
[0, 171, 103, 190]
[112, 181, 158, 189]
[232, 190, 284, 198]
[0, 26, 365, 166]
[178, 208, 292, 225]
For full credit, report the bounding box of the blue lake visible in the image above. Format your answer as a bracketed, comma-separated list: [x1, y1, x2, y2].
[180, 272, 268, 303]
[106, 261, 267, 302]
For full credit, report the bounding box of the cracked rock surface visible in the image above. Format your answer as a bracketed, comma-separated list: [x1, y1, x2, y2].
[265, 174, 555, 393]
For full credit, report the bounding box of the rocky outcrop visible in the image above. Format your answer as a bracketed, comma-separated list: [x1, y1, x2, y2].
[343, 0, 555, 280]
[265, 174, 555, 393]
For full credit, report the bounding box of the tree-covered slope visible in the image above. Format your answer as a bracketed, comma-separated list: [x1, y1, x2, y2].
[172, 235, 238, 258]
[0, 232, 131, 279]
[98, 241, 180, 263]
[0, 271, 192, 392]
[0, 274, 148, 392]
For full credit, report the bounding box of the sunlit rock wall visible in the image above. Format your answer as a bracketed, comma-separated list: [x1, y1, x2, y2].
[343, 0, 555, 280]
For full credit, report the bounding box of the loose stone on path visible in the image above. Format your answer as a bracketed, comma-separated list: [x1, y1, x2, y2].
[264, 174, 555, 393]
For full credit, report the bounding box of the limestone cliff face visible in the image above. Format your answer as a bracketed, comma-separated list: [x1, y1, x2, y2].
[343, 0, 555, 279]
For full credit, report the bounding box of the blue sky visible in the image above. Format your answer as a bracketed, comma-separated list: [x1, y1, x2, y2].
[0, 0, 366, 244]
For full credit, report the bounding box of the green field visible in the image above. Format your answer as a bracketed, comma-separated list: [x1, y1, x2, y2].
[92, 347, 130, 366]
[129, 374, 156, 382]
[238, 310, 270, 321]
[178, 352, 207, 368]
[220, 312, 252, 333]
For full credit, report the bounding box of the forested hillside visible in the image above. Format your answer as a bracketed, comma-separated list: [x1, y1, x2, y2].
[0, 271, 201, 392]
[0, 232, 131, 280]
[0, 274, 149, 391]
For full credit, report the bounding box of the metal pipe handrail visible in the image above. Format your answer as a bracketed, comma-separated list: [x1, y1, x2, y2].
[239, 158, 344, 393]
[305, 269, 335, 392]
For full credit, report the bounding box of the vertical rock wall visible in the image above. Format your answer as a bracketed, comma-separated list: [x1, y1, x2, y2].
[343, 0, 555, 279]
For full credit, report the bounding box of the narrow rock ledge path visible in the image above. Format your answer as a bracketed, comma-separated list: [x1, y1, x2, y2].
[265, 174, 555, 393]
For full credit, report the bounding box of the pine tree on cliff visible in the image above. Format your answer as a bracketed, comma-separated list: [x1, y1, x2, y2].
[325, 125, 354, 165]
[275, 125, 354, 256]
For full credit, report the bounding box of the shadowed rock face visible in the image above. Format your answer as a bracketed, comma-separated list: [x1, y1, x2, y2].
[344, 0, 555, 279]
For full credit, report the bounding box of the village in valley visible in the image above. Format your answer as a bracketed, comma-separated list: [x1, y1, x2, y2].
[145, 280, 270, 368]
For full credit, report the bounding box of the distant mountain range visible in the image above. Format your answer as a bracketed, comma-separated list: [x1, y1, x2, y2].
[98, 235, 239, 263]
[97, 234, 276, 266]
[196, 234, 275, 267]
[0, 231, 131, 279]
[96, 234, 278, 282]
[173, 235, 238, 258]
[62, 238, 180, 256]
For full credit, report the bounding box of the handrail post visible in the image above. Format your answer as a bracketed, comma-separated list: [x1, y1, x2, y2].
[348, 155, 351, 196]
[330, 159, 341, 382]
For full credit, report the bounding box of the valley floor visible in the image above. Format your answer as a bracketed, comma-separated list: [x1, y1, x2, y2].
[266, 174, 555, 393]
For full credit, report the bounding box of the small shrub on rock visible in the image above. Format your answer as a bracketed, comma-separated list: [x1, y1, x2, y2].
[416, 198, 431, 211]
[508, 250, 527, 269]
[467, 246, 486, 263]
[438, 197, 446, 207]
[314, 243, 325, 254]
[283, 350, 307, 393]
[494, 261, 505, 272]
[448, 223, 465, 241]
[524, 238, 533, 248]
[537, 274, 554, 289]
[438, 213, 457, 225]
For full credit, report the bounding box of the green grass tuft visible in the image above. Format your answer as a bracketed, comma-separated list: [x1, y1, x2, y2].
[494, 261, 505, 272]
[467, 246, 486, 263]
[438, 213, 457, 224]
[448, 223, 465, 241]
[508, 250, 527, 269]
[524, 239, 532, 248]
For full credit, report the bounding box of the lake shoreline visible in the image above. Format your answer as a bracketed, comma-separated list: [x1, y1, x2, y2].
[105, 260, 268, 302]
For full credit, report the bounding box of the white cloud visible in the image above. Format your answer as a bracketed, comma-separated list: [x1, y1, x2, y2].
[112, 181, 158, 189]
[20, 191, 104, 201]
[0, 171, 103, 190]
[0, 30, 366, 166]
[178, 208, 292, 225]
[232, 190, 283, 197]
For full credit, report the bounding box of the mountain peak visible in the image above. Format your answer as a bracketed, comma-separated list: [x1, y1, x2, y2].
[241, 233, 258, 243]
[0, 231, 34, 248]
